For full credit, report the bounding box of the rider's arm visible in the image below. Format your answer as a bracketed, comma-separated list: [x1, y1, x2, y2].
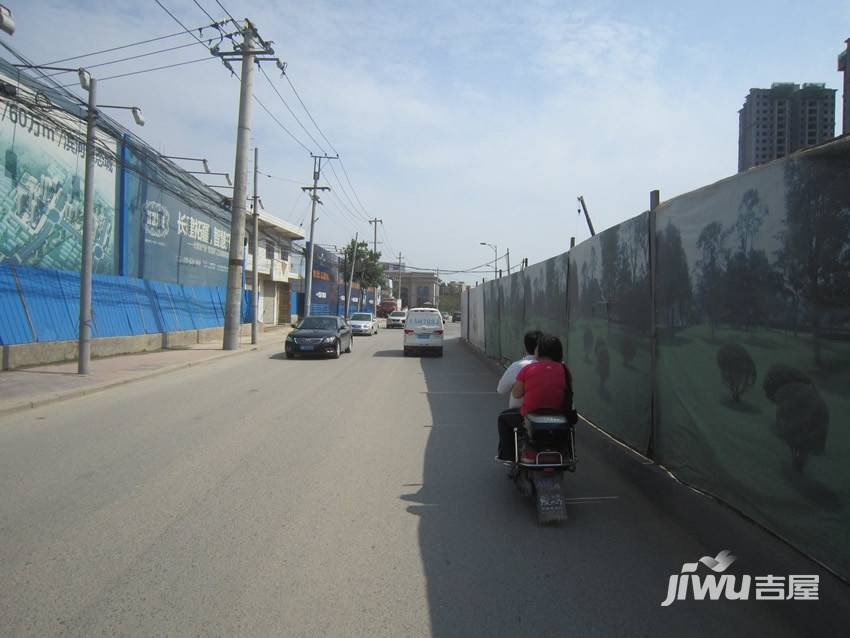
[496, 362, 519, 394]
[512, 379, 525, 399]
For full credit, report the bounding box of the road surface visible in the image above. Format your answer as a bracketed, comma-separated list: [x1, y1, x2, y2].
[0, 323, 847, 636]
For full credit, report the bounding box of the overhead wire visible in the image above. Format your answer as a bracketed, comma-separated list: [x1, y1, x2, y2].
[192, 0, 219, 24]
[213, 0, 242, 30]
[58, 56, 216, 87]
[258, 65, 323, 154]
[38, 23, 222, 66]
[252, 93, 313, 154]
[326, 162, 369, 222]
[42, 40, 221, 78]
[282, 72, 337, 155]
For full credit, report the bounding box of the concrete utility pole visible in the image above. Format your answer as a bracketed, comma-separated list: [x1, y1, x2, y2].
[251, 146, 259, 345]
[78, 76, 97, 374]
[505, 248, 511, 275]
[221, 21, 275, 350]
[368, 218, 383, 253]
[345, 233, 359, 319]
[368, 217, 382, 308]
[397, 252, 403, 305]
[302, 154, 337, 317]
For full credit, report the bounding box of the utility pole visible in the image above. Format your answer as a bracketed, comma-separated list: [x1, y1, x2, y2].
[221, 21, 275, 350]
[397, 252, 403, 306]
[302, 154, 337, 316]
[368, 217, 382, 308]
[345, 233, 359, 319]
[505, 248, 511, 275]
[368, 218, 383, 253]
[78, 76, 97, 374]
[251, 146, 259, 345]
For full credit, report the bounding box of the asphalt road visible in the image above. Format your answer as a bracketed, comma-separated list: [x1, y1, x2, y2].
[0, 323, 847, 636]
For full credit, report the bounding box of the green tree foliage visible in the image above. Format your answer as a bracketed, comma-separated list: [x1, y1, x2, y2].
[779, 159, 850, 365]
[716, 343, 756, 402]
[340, 239, 384, 291]
[583, 326, 593, 362]
[620, 334, 636, 367]
[763, 364, 813, 402]
[695, 221, 726, 338]
[656, 223, 693, 332]
[594, 338, 610, 390]
[773, 382, 829, 472]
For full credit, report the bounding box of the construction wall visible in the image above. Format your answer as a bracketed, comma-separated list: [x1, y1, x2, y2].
[462, 138, 850, 581]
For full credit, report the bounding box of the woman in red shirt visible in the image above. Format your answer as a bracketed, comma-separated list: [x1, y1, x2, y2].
[511, 334, 572, 416]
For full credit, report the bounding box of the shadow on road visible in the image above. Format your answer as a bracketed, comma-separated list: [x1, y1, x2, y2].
[405, 334, 850, 637]
[372, 349, 403, 357]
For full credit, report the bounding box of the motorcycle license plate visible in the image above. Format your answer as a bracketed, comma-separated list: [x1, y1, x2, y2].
[535, 477, 556, 490]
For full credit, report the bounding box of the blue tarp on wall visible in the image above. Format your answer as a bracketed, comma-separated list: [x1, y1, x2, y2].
[0, 263, 252, 345]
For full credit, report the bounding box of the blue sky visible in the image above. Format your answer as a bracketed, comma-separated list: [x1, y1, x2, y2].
[7, 0, 849, 281]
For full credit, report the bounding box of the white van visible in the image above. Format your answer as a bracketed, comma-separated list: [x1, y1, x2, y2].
[403, 308, 444, 357]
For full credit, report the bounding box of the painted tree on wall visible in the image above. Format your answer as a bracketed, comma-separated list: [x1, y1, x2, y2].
[780, 158, 850, 365]
[695, 221, 726, 338]
[656, 222, 693, 332]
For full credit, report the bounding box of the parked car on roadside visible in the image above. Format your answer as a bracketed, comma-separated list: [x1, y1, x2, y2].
[387, 310, 407, 328]
[403, 307, 444, 357]
[285, 315, 353, 359]
[349, 312, 378, 336]
[452, 311, 461, 322]
[441, 312, 450, 323]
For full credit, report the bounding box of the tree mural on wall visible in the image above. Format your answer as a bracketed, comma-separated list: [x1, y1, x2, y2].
[695, 221, 726, 338]
[779, 158, 850, 365]
[656, 222, 693, 333]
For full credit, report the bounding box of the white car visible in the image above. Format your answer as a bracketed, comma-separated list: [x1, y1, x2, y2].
[403, 308, 444, 357]
[387, 310, 407, 328]
[348, 312, 378, 336]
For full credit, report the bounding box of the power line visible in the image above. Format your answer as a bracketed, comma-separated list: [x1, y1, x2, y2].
[58, 56, 216, 87]
[338, 157, 371, 219]
[38, 23, 221, 66]
[252, 93, 313, 154]
[282, 72, 337, 155]
[154, 0, 220, 50]
[326, 162, 368, 222]
[258, 65, 323, 154]
[43, 40, 217, 78]
[214, 0, 241, 30]
[192, 0, 218, 23]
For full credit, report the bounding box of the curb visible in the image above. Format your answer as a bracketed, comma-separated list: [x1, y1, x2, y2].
[0, 339, 280, 419]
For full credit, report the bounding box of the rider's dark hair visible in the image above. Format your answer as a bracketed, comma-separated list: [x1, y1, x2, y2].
[523, 330, 543, 356]
[536, 334, 563, 362]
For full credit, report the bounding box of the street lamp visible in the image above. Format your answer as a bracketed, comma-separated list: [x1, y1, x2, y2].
[13, 65, 144, 374]
[480, 241, 498, 279]
[189, 170, 232, 185]
[162, 156, 210, 173]
[0, 4, 14, 35]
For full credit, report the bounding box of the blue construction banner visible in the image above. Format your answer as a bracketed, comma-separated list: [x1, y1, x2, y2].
[307, 243, 340, 315]
[124, 146, 231, 287]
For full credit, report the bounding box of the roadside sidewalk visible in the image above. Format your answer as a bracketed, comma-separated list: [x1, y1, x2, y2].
[0, 326, 290, 418]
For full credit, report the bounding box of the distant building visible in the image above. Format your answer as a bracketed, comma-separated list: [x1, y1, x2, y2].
[839, 39, 849, 135]
[244, 205, 305, 325]
[738, 83, 836, 172]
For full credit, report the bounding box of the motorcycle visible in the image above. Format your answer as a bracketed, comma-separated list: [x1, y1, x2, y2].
[498, 411, 577, 524]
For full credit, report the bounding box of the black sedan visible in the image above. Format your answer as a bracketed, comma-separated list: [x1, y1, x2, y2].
[285, 315, 353, 359]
